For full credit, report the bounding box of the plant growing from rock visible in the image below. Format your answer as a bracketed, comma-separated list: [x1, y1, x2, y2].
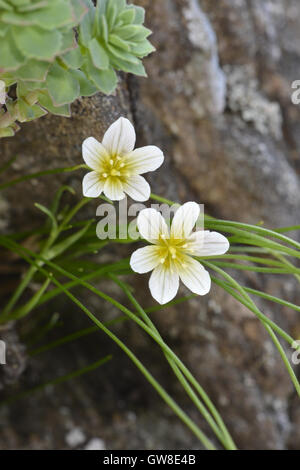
[0, 0, 154, 137]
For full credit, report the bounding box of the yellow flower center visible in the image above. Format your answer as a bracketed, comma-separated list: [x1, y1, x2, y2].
[157, 236, 189, 269]
[101, 155, 130, 180]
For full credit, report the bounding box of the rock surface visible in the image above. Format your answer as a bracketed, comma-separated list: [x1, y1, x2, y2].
[0, 0, 299, 450]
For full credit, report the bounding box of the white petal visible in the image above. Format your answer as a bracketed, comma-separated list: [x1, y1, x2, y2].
[178, 256, 211, 296]
[149, 264, 179, 304]
[171, 202, 200, 240]
[125, 146, 164, 175]
[123, 175, 151, 202]
[102, 117, 136, 155]
[82, 137, 108, 170]
[82, 171, 104, 198]
[130, 245, 161, 273]
[103, 177, 125, 201]
[137, 208, 169, 243]
[188, 230, 230, 256]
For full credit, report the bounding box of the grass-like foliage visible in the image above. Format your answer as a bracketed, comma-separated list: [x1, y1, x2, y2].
[0, 163, 299, 450]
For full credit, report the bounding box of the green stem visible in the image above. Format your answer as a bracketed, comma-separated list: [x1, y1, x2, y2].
[0, 355, 112, 408]
[0, 235, 216, 449]
[204, 262, 300, 397]
[0, 165, 88, 191]
[110, 274, 237, 450]
[1, 198, 90, 318]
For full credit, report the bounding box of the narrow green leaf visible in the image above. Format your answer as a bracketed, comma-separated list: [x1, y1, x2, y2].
[35, 203, 58, 233]
[11, 277, 51, 321]
[0, 355, 112, 408]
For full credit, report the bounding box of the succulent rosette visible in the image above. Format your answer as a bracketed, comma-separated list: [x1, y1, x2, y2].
[79, 0, 155, 94]
[0, 0, 155, 138]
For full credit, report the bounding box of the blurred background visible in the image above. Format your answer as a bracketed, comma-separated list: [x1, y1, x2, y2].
[0, 0, 300, 450]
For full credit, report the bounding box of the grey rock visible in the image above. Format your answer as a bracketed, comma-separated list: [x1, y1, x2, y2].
[0, 0, 299, 450]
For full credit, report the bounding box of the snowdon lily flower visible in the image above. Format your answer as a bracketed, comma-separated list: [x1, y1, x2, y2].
[82, 117, 164, 201]
[130, 202, 230, 304]
[0, 81, 6, 105]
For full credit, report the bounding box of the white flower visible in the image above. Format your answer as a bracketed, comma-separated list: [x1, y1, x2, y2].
[0, 81, 6, 105]
[130, 202, 230, 304]
[82, 117, 164, 201]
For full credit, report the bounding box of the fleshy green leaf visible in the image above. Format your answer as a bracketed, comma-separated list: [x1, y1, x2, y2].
[61, 48, 84, 69]
[2, 1, 74, 30]
[110, 56, 146, 76]
[107, 43, 139, 64]
[70, 0, 88, 26]
[100, 14, 109, 42]
[88, 38, 109, 69]
[13, 25, 62, 60]
[46, 62, 80, 106]
[118, 7, 136, 25]
[0, 73, 17, 87]
[0, 127, 16, 138]
[17, 98, 47, 122]
[132, 5, 145, 24]
[79, 0, 95, 46]
[114, 25, 151, 41]
[17, 80, 46, 96]
[0, 31, 25, 71]
[130, 40, 155, 57]
[84, 62, 117, 94]
[106, 3, 117, 30]
[60, 29, 76, 53]
[95, 0, 108, 17]
[70, 69, 97, 97]
[109, 34, 130, 51]
[108, 0, 126, 12]
[38, 91, 71, 116]
[17, 1, 51, 13]
[15, 59, 50, 82]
